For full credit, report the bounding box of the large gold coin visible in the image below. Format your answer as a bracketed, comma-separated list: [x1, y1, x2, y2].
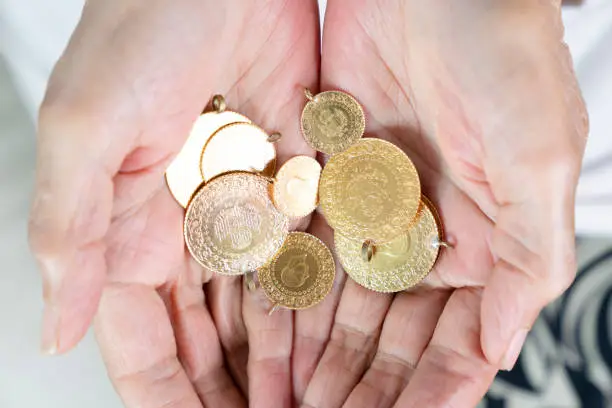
[165, 110, 250, 207]
[258, 232, 336, 309]
[319, 138, 421, 242]
[184, 172, 289, 275]
[301, 90, 365, 155]
[271, 156, 321, 218]
[201, 122, 276, 182]
[335, 197, 441, 293]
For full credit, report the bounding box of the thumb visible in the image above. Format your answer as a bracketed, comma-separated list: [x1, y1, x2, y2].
[480, 174, 578, 370]
[28, 36, 139, 353]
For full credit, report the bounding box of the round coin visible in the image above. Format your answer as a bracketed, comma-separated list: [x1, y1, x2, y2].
[335, 197, 441, 293]
[258, 232, 336, 309]
[319, 138, 421, 242]
[301, 90, 365, 155]
[201, 122, 276, 182]
[184, 172, 289, 275]
[165, 111, 250, 207]
[272, 156, 322, 218]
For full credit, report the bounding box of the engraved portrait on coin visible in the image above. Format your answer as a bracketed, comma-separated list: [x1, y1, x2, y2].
[301, 91, 365, 155]
[319, 138, 421, 243]
[184, 172, 289, 275]
[259, 232, 336, 309]
[335, 197, 441, 293]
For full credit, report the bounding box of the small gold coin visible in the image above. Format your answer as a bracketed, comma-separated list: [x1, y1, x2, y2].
[335, 197, 442, 293]
[201, 122, 276, 182]
[184, 172, 289, 275]
[271, 156, 322, 218]
[165, 110, 250, 207]
[258, 232, 336, 310]
[301, 90, 365, 155]
[319, 138, 421, 242]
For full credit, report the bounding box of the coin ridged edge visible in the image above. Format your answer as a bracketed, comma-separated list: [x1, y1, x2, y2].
[258, 232, 336, 309]
[334, 200, 439, 293]
[300, 90, 366, 155]
[319, 138, 422, 243]
[183, 172, 289, 275]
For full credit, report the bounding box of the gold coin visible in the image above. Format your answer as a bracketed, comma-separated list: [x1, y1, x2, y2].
[201, 122, 276, 182]
[271, 156, 321, 218]
[258, 232, 336, 309]
[335, 197, 441, 293]
[165, 110, 250, 207]
[184, 172, 289, 275]
[319, 138, 421, 242]
[301, 90, 365, 155]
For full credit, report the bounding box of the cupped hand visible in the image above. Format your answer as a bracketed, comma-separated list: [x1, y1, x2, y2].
[294, 1, 588, 407]
[28, 0, 319, 407]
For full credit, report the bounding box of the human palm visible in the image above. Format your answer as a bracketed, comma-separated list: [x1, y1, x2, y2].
[30, 0, 318, 407]
[290, 1, 586, 407]
[30, 0, 587, 407]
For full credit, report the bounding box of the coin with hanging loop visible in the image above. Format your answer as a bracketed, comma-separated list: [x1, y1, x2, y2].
[319, 138, 421, 243]
[301, 89, 365, 155]
[184, 172, 289, 275]
[165, 95, 250, 207]
[200, 122, 277, 182]
[271, 155, 321, 218]
[258, 232, 336, 310]
[334, 196, 442, 293]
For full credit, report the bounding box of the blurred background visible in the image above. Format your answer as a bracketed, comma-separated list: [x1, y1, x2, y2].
[0, 1, 611, 407]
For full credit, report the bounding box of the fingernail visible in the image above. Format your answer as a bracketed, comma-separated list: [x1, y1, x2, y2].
[502, 328, 528, 370]
[41, 305, 60, 355]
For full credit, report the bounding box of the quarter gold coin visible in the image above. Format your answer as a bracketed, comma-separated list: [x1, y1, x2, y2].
[165, 110, 250, 207]
[335, 196, 441, 293]
[319, 138, 421, 243]
[258, 232, 336, 310]
[271, 156, 322, 218]
[301, 90, 365, 155]
[201, 122, 276, 182]
[184, 172, 289, 275]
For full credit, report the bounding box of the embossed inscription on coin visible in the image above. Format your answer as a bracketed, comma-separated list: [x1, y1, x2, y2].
[335, 197, 441, 293]
[165, 111, 250, 207]
[319, 138, 421, 242]
[258, 232, 335, 309]
[272, 156, 321, 218]
[201, 122, 276, 182]
[301, 91, 365, 155]
[184, 172, 289, 275]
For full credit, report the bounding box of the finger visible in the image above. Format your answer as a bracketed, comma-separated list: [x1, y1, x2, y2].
[207, 275, 249, 395]
[168, 259, 246, 407]
[393, 288, 497, 408]
[94, 283, 202, 408]
[28, 0, 217, 354]
[301, 276, 393, 408]
[343, 289, 450, 408]
[293, 213, 347, 402]
[243, 283, 293, 408]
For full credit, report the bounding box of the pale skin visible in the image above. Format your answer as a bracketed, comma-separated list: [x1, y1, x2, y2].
[29, 1, 587, 407]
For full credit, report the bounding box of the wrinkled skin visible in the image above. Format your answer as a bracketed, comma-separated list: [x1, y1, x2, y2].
[29, 0, 587, 407]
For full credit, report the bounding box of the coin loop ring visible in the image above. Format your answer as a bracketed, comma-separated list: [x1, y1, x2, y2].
[301, 90, 365, 155]
[334, 196, 441, 293]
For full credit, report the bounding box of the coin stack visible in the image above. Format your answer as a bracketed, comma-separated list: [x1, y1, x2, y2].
[300, 89, 446, 293]
[165, 96, 336, 311]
